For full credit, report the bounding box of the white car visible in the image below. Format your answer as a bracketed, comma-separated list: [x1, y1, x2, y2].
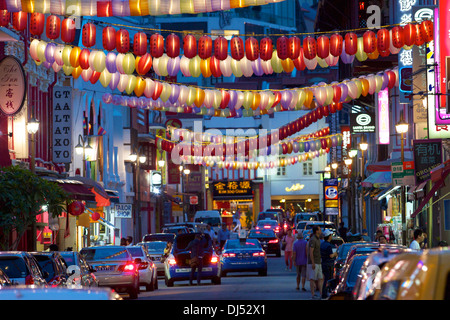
[137, 241, 167, 277]
[126, 246, 158, 291]
[0, 286, 121, 300]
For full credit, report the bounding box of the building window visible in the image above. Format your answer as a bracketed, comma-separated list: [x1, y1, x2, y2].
[303, 161, 313, 176]
[277, 165, 286, 176]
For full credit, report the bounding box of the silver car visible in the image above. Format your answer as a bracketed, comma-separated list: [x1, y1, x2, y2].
[0, 252, 47, 286]
[126, 246, 158, 291]
[60, 251, 99, 288]
[138, 241, 167, 277]
[80, 246, 140, 299]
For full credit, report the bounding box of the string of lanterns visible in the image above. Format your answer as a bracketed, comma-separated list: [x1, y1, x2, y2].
[0, 0, 285, 17]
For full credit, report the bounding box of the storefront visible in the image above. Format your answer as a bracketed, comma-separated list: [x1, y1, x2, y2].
[270, 195, 320, 218]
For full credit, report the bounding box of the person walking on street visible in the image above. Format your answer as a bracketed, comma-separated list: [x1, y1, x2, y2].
[410, 229, 424, 251]
[185, 233, 205, 285]
[282, 228, 296, 271]
[205, 223, 217, 245]
[292, 232, 308, 291]
[320, 229, 338, 299]
[307, 226, 323, 299]
[217, 223, 230, 250]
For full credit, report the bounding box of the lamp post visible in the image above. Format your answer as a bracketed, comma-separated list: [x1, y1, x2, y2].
[183, 168, 190, 221]
[130, 146, 146, 243]
[75, 134, 93, 177]
[157, 158, 165, 229]
[27, 113, 39, 252]
[359, 135, 368, 231]
[396, 116, 409, 246]
[331, 162, 338, 178]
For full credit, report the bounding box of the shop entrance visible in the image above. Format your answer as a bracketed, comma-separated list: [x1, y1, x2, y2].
[214, 200, 254, 229]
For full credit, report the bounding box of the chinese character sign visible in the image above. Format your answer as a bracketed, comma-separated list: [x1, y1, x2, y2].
[0, 56, 26, 116]
[413, 139, 443, 184]
[212, 180, 253, 197]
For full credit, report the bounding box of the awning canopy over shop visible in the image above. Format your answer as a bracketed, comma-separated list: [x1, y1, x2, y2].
[377, 186, 401, 201]
[367, 158, 414, 172]
[70, 176, 110, 207]
[362, 171, 392, 188]
[106, 189, 120, 203]
[42, 177, 96, 202]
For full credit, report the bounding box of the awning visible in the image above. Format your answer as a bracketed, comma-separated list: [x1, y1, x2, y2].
[70, 176, 110, 207]
[362, 171, 392, 188]
[106, 189, 120, 203]
[42, 177, 96, 202]
[377, 186, 401, 201]
[367, 157, 414, 172]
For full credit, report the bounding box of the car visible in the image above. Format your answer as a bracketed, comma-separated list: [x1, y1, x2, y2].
[126, 245, 158, 291]
[164, 222, 207, 233]
[329, 254, 370, 300]
[247, 229, 281, 257]
[344, 244, 404, 269]
[265, 208, 286, 220]
[256, 211, 283, 226]
[59, 251, 99, 288]
[80, 246, 141, 299]
[137, 241, 167, 277]
[220, 239, 267, 277]
[0, 286, 122, 300]
[255, 219, 281, 236]
[30, 252, 68, 287]
[164, 233, 221, 287]
[352, 247, 411, 300]
[331, 236, 345, 249]
[142, 233, 175, 243]
[333, 242, 371, 280]
[0, 268, 12, 287]
[161, 226, 190, 235]
[373, 248, 450, 300]
[193, 210, 222, 232]
[0, 252, 48, 286]
[293, 212, 319, 226]
[302, 221, 337, 240]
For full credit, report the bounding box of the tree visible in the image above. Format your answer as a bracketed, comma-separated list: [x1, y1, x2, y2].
[0, 166, 70, 250]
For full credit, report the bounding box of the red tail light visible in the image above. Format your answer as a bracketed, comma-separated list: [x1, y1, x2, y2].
[255, 226, 260, 230]
[138, 262, 149, 270]
[275, 227, 280, 232]
[222, 253, 236, 258]
[211, 256, 219, 263]
[264, 226, 271, 229]
[252, 252, 265, 257]
[168, 258, 177, 266]
[269, 239, 279, 244]
[118, 263, 136, 272]
[25, 275, 34, 285]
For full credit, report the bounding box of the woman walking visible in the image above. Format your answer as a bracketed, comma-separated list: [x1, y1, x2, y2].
[283, 229, 296, 271]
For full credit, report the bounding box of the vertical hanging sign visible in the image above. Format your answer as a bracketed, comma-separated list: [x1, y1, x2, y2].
[53, 86, 72, 163]
[377, 88, 390, 144]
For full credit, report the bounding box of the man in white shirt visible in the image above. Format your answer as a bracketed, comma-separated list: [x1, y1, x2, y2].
[409, 229, 424, 251]
[205, 224, 217, 245]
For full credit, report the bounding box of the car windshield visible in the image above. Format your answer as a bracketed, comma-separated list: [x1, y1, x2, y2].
[305, 223, 335, 230]
[60, 253, 75, 266]
[143, 234, 174, 242]
[258, 220, 277, 226]
[296, 214, 317, 221]
[258, 213, 277, 220]
[127, 247, 145, 258]
[163, 227, 187, 234]
[195, 217, 221, 226]
[0, 257, 29, 278]
[248, 230, 276, 238]
[225, 239, 261, 250]
[296, 222, 308, 230]
[348, 257, 367, 286]
[80, 247, 130, 261]
[141, 242, 167, 253]
[33, 255, 55, 281]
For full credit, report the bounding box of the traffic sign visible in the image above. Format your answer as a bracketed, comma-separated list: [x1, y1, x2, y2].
[189, 196, 198, 205]
[325, 186, 338, 200]
[391, 161, 415, 186]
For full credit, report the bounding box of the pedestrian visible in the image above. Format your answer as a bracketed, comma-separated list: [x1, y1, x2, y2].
[410, 229, 424, 251]
[421, 231, 428, 249]
[185, 233, 204, 286]
[205, 223, 217, 245]
[338, 222, 348, 242]
[282, 228, 296, 271]
[217, 223, 230, 250]
[49, 244, 59, 251]
[320, 229, 338, 299]
[378, 235, 387, 244]
[375, 230, 383, 242]
[307, 226, 323, 299]
[126, 236, 133, 245]
[292, 232, 308, 291]
[361, 229, 371, 242]
[120, 238, 127, 246]
[161, 241, 173, 263]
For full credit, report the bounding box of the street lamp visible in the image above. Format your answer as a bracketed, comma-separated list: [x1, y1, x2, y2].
[344, 158, 353, 166]
[182, 167, 191, 221]
[331, 162, 338, 178]
[75, 135, 93, 176]
[158, 159, 166, 167]
[130, 146, 146, 242]
[27, 112, 39, 252]
[396, 115, 409, 246]
[359, 134, 368, 230]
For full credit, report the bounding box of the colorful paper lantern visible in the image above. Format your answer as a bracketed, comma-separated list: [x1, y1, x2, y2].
[288, 36, 301, 60]
[166, 33, 180, 58]
[82, 23, 96, 48]
[344, 33, 358, 55]
[183, 34, 197, 59]
[245, 37, 259, 61]
[421, 20, 433, 43]
[303, 36, 317, 60]
[403, 23, 416, 46]
[414, 23, 426, 46]
[61, 18, 76, 43]
[30, 13, 45, 36]
[230, 36, 245, 61]
[276, 36, 289, 60]
[214, 36, 228, 61]
[198, 35, 213, 59]
[391, 26, 405, 48]
[260, 37, 273, 61]
[363, 30, 376, 54]
[133, 32, 148, 56]
[116, 29, 131, 54]
[12, 11, 27, 31]
[316, 35, 330, 59]
[330, 33, 343, 57]
[0, 10, 10, 27]
[376, 29, 390, 52]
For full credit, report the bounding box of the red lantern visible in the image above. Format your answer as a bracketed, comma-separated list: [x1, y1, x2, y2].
[30, 13, 45, 36]
[345, 33, 358, 55]
[387, 71, 396, 89]
[379, 49, 390, 57]
[68, 201, 85, 216]
[322, 105, 329, 117]
[220, 90, 230, 109]
[293, 48, 306, 71]
[133, 32, 148, 56]
[117, 29, 131, 54]
[102, 26, 116, 51]
[316, 35, 330, 59]
[391, 26, 405, 48]
[198, 35, 212, 59]
[403, 23, 416, 46]
[183, 34, 197, 59]
[330, 34, 343, 57]
[210, 55, 222, 77]
[303, 36, 317, 60]
[214, 36, 228, 61]
[79, 48, 91, 70]
[376, 29, 390, 52]
[91, 211, 101, 221]
[287, 36, 301, 60]
[137, 52, 153, 75]
[46, 15, 60, 40]
[414, 23, 426, 46]
[166, 33, 180, 58]
[230, 36, 245, 60]
[421, 20, 433, 43]
[245, 37, 259, 61]
[82, 23, 96, 48]
[363, 30, 377, 54]
[97, 1, 113, 17]
[12, 11, 27, 32]
[152, 82, 163, 100]
[0, 10, 10, 27]
[260, 37, 273, 61]
[61, 18, 76, 43]
[276, 36, 289, 60]
[90, 71, 101, 84]
[336, 102, 343, 111]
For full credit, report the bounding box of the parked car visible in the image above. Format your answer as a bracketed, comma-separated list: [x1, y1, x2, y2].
[0, 268, 12, 287]
[164, 222, 207, 233]
[80, 246, 140, 299]
[126, 245, 158, 291]
[59, 251, 99, 288]
[265, 209, 286, 221]
[352, 247, 411, 300]
[142, 233, 175, 243]
[344, 244, 404, 269]
[30, 252, 68, 287]
[0, 252, 47, 286]
[373, 248, 450, 300]
[256, 211, 283, 226]
[334, 242, 372, 280]
[161, 226, 190, 235]
[0, 286, 122, 300]
[247, 229, 281, 257]
[164, 233, 221, 287]
[137, 241, 167, 277]
[220, 239, 267, 277]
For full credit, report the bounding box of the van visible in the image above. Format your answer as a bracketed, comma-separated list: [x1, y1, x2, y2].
[193, 211, 222, 231]
[256, 211, 283, 226]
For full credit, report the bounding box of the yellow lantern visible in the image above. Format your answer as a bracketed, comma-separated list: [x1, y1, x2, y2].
[231, 58, 243, 77]
[37, 41, 48, 62]
[200, 58, 212, 78]
[62, 46, 73, 66]
[134, 77, 146, 97]
[271, 50, 283, 73]
[93, 51, 106, 73]
[99, 69, 112, 88]
[160, 83, 172, 102]
[123, 52, 136, 75]
[194, 88, 205, 107]
[186, 86, 197, 106]
[243, 91, 254, 110]
[189, 55, 202, 78]
[355, 37, 368, 62]
[125, 75, 137, 95]
[317, 57, 329, 68]
[63, 65, 74, 76]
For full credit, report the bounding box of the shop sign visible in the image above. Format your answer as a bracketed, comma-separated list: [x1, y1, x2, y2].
[324, 178, 339, 215]
[212, 180, 253, 197]
[0, 56, 26, 116]
[53, 87, 72, 163]
[114, 203, 132, 219]
[391, 161, 415, 186]
[350, 111, 376, 134]
[377, 88, 390, 144]
[172, 194, 183, 216]
[440, 0, 450, 112]
[413, 139, 443, 184]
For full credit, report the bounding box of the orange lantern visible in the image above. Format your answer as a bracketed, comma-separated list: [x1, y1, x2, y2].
[214, 36, 228, 61]
[166, 33, 180, 58]
[82, 23, 96, 48]
[194, 88, 206, 107]
[183, 34, 197, 59]
[288, 36, 301, 60]
[303, 36, 317, 60]
[133, 32, 148, 56]
[198, 35, 213, 60]
[210, 55, 222, 77]
[330, 34, 343, 57]
[12, 12, 27, 32]
[316, 35, 330, 59]
[245, 37, 259, 61]
[376, 29, 390, 52]
[260, 37, 273, 61]
[79, 48, 91, 70]
[72, 66, 82, 79]
[30, 13, 45, 36]
[276, 36, 289, 60]
[200, 58, 212, 77]
[421, 20, 433, 43]
[391, 26, 405, 48]
[345, 33, 358, 55]
[230, 36, 245, 61]
[414, 23, 426, 46]
[134, 77, 146, 97]
[367, 48, 379, 60]
[0, 10, 10, 27]
[363, 30, 377, 54]
[46, 15, 61, 40]
[103, 26, 116, 51]
[69, 47, 82, 68]
[403, 23, 416, 46]
[61, 18, 76, 43]
[116, 29, 131, 54]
